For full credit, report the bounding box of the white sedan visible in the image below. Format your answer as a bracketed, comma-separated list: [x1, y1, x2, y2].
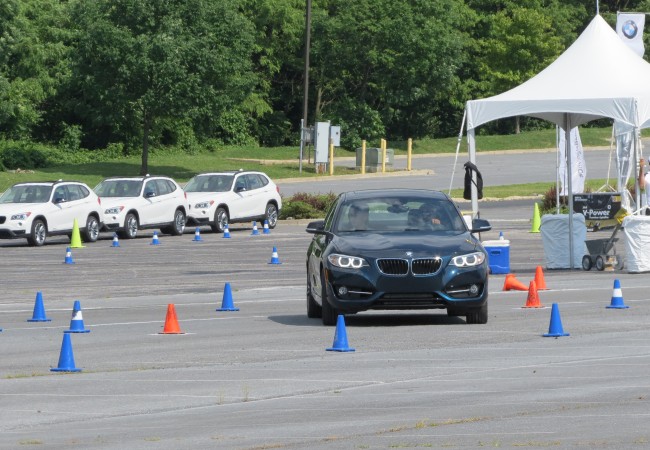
[185, 170, 282, 233]
[0, 181, 104, 246]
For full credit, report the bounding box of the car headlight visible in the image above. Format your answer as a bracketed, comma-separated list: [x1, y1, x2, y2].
[194, 201, 214, 209]
[328, 253, 368, 269]
[10, 212, 31, 221]
[105, 206, 124, 215]
[450, 252, 485, 267]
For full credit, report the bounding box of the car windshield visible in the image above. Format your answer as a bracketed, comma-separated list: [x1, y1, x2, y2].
[335, 196, 467, 234]
[184, 174, 234, 192]
[94, 180, 142, 197]
[0, 185, 52, 204]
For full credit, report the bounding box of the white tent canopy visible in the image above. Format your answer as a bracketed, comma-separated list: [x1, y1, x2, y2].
[466, 15, 650, 131]
[463, 14, 650, 268]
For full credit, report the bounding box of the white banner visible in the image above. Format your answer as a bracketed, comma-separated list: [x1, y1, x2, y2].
[617, 13, 645, 57]
[557, 126, 586, 195]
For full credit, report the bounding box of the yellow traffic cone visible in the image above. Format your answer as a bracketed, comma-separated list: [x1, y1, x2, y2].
[70, 218, 85, 248]
[530, 203, 541, 233]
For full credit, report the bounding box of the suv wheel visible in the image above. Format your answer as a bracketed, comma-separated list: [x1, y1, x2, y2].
[120, 213, 138, 239]
[321, 271, 339, 326]
[171, 209, 185, 236]
[211, 207, 228, 233]
[466, 303, 488, 324]
[27, 219, 47, 246]
[83, 215, 100, 243]
[265, 203, 278, 228]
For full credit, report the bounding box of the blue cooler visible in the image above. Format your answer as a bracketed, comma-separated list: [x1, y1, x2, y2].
[482, 239, 510, 274]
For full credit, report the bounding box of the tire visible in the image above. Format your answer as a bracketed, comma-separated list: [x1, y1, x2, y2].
[120, 213, 138, 239]
[595, 255, 605, 271]
[320, 271, 339, 326]
[466, 302, 488, 324]
[171, 209, 185, 236]
[83, 215, 100, 243]
[264, 203, 279, 229]
[582, 255, 593, 271]
[211, 207, 228, 233]
[306, 277, 322, 319]
[27, 219, 47, 247]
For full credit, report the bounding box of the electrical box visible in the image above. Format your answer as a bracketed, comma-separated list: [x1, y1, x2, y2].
[329, 126, 341, 147]
[314, 122, 330, 163]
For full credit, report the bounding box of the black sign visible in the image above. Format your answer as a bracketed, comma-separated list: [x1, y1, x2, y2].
[572, 193, 622, 220]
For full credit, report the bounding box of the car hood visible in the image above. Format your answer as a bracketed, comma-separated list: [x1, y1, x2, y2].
[185, 192, 219, 202]
[331, 231, 483, 258]
[0, 203, 48, 214]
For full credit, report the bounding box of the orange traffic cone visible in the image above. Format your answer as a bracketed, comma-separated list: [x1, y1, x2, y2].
[534, 266, 548, 290]
[159, 304, 184, 334]
[523, 280, 544, 308]
[502, 273, 528, 291]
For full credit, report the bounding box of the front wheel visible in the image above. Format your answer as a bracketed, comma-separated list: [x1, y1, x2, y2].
[264, 203, 279, 229]
[466, 302, 488, 324]
[320, 271, 339, 326]
[211, 207, 228, 233]
[83, 215, 100, 243]
[307, 276, 322, 319]
[120, 213, 138, 239]
[595, 255, 605, 271]
[582, 255, 593, 271]
[27, 219, 47, 246]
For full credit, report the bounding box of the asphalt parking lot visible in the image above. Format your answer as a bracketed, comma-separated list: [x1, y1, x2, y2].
[1, 211, 650, 449]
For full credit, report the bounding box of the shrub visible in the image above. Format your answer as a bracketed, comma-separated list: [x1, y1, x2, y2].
[280, 192, 338, 219]
[0, 141, 50, 169]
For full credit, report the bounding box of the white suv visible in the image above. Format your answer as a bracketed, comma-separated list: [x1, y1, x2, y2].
[0, 181, 104, 246]
[185, 170, 282, 233]
[94, 175, 187, 239]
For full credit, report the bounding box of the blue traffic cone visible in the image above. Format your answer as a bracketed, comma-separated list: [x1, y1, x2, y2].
[192, 227, 203, 242]
[326, 315, 355, 352]
[606, 279, 629, 309]
[268, 246, 282, 265]
[223, 225, 231, 238]
[51, 333, 82, 372]
[64, 300, 90, 333]
[263, 220, 270, 234]
[216, 282, 239, 311]
[150, 231, 161, 245]
[63, 246, 75, 265]
[543, 303, 570, 337]
[27, 291, 51, 322]
[251, 221, 260, 235]
[111, 233, 120, 247]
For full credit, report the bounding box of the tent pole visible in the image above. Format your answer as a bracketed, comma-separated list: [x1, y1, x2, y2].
[564, 115, 575, 269]
[555, 126, 561, 213]
[467, 127, 478, 218]
[448, 109, 467, 196]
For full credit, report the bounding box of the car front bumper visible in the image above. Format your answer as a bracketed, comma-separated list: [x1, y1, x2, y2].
[323, 263, 488, 313]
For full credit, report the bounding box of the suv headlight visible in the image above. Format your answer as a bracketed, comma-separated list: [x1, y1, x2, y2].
[328, 253, 368, 269]
[105, 206, 124, 215]
[450, 252, 485, 267]
[194, 201, 214, 209]
[10, 212, 31, 221]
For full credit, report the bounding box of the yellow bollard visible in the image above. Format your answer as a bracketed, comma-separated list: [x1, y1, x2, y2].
[381, 139, 386, 173]
[407, 138, 412, 171]
[361, 140, 366, 175]
[329, 139, 334, 175]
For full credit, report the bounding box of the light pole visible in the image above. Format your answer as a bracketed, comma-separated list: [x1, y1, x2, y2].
[299, 0, 312, 173]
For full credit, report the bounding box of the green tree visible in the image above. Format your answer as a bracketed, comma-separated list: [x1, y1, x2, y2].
[69, 0, 257, 174]
[308, 0, 476, 147]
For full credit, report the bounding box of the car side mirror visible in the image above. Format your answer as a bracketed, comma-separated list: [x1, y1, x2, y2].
[54, 197, 65, 204]
[306, 220, 326, 234]
[145, 191, 156, 198]
[235, 186, 246, 193]
[471, 218, 491, 233]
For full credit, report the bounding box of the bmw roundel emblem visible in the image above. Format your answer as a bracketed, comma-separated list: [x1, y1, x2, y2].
[622, 20, 638, 39]
[406, 251, 413, 257]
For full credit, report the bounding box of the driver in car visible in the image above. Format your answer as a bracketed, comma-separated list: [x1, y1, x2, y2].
[348, 203, 369, 230]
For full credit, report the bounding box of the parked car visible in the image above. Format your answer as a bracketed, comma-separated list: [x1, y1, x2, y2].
[0, 180, 103, 246]
[305, 189, 492, 325]
[184, 170, 282, 233]
[94, 175, 187, 239]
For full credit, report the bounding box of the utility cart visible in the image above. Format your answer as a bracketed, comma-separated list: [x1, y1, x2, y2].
[581, 223, 623, 271]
